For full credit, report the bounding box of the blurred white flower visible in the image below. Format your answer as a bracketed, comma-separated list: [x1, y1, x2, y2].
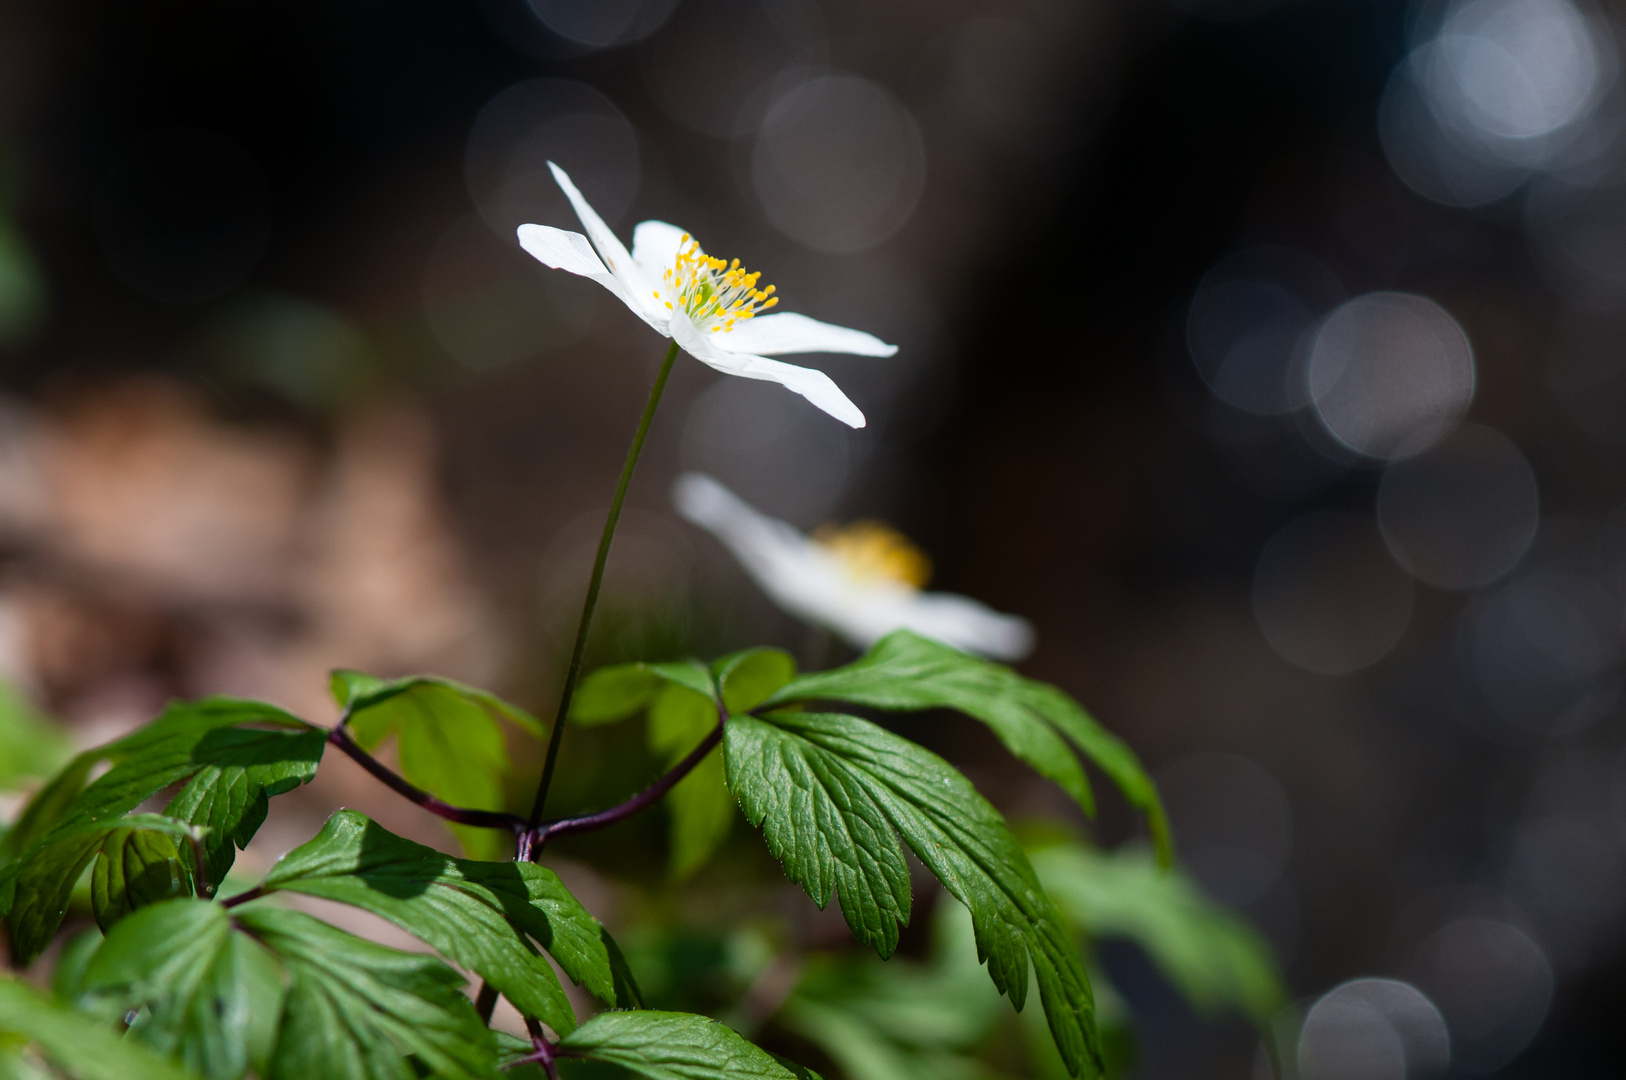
[673, 472, 1035, 660]
[518, 163, 896, 428]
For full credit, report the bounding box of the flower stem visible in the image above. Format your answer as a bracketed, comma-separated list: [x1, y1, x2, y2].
[527, 339, 681, 828]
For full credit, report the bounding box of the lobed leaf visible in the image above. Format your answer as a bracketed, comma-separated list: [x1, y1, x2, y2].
[0, 699, 322, 963]
[648, 684, 731, 879]
[333, 673, 541, 861]
[710, 649, 796, 714]
[0, 975, 196, 1080]
[236, 905, 497, 1080]
[257, 810, 639, 1032]
[1029, 843, 1285, 1027]
[82, 898, 283, 1080]
[555, 1010, 818, 1080]
[569, 660, 717, 727]
[762, 631, 1171, 861]
[91, 826, 196, 932]
[726, 709, 1100, 1078]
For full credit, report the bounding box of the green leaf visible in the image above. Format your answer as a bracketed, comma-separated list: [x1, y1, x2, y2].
[235, 905, 497, 1080]
[711, 650, 796, 714]
[1029, 843, 1285, 1027]
[258, 810, 639, 1033]
[763, 631, 1171, 862]
[556, 1010, 816, 1080]
[0, 974, 196, 1080]
[82, 898, 284, 1080]
[331, 672, 545, 737]
[50, 928, 102, 1003]
[2, 814, 204, 963]
[646, 685, 731, 880]
[0, 683, 70, 792]
[0, 699, 323, 963]
[91, 827, 196, 932]
[568, 661, 717, 729]
[570, 665, 662, 725]
[334, 675, 540, 861]
[726, 710, 1099, 1079]
[778, 899, 1005, 1080]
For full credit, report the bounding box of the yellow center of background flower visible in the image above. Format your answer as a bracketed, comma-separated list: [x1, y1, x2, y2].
[814, 521, 932, 589]
[655, 235, 779, 332]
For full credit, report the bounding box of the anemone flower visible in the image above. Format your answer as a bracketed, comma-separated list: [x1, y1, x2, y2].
[517, 163, 896, 428]
[673, 473, 1035, 660]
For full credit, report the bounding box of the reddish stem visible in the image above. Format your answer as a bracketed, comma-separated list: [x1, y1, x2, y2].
[327, 726, 528, 835]
[526, 709, 726, 857]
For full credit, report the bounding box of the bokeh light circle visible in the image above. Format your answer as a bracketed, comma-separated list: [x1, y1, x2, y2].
[1377, 424, 1539, 589]
[1411, 918, 1552, 1073]
[1307, 293, 1475, 460]
[751, 75, 926, 253]
[1299, 978, 1450, 1080]
[1468, 568, 1622, 735]
[1254, 511, 1415, 674]
[641, 0, 827, 138]
[1187, 247, 1343, 415]
[464, 79, 639, 240]
[1425, 0, 1605, 146]
[525, 0, 678, 49]
[95, 128, 271, 305]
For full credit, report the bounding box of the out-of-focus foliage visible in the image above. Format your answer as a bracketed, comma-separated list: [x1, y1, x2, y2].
[1030, 840, 1286, 1027]
[0, 685, 69, 793]
[331, 671, 542, 860]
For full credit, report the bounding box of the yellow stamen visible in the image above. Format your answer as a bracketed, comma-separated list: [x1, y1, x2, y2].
[814, 522, 932, 589]
[664, 237, 779, 335]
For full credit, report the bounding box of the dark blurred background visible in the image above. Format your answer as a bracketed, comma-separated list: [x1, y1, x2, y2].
[1, 0, 1624, 1076]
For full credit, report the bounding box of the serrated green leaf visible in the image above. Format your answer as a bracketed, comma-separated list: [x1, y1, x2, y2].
[1030, 843, 1284, 1027]
[0, 974, 196, 1080]
[763, 631, 1171, 862]
[711, 650, 796, 714]
[336, 676, 538, 861]
[2, 814, 203, 963]
[727, 710, 1100, 1079]
[92, 828, 195, 932]
[0, 700, 322, 963]
[556, 1011, 816, 1080]
[82, 898, 284, 1080]
[235, 905, 497, 1080]
[257, 810, 639, 1032]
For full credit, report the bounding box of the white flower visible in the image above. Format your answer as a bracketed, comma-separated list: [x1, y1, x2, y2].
[517, 163, 896, 429]
[673, 473, 1035, 661]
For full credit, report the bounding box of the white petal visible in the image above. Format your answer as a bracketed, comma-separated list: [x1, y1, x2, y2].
[516, 224, 656, 328]
[717, 312, 898, 357]
[631, 220, 689, 276]
[672, 315, 865, 428]
[672, 473, 837, 612]
[889, 594, 1036, 661]
[547, 162, 666, 327]
[673, 474, 1036, 661]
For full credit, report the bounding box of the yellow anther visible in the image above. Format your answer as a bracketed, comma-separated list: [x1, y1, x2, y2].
[815, 522, 933, 589]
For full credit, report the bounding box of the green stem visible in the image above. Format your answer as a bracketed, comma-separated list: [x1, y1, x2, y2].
[527, 339, 681, 827]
